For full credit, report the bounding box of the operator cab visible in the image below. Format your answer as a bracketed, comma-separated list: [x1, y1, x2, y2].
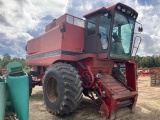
[84, 3, 141, 60]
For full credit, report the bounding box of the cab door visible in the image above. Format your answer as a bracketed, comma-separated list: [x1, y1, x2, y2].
[84, 16, 99, 54]
[98, 14, 112, 54]
[84, 14, 112, 55]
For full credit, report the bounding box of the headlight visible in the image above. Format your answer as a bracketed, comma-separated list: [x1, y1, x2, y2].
[122, 8, 126, 12]
[127, 9, 131, 14]
[133, 15, 137, 19]
[117, 5, 121, 10]
[130, 13, 134, 17]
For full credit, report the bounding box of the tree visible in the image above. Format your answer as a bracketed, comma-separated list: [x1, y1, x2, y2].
[1, 53, 11, 68]
[136, 55, 160, 68]
[2, 53, 11, 61]
[0, 53, 31, 75]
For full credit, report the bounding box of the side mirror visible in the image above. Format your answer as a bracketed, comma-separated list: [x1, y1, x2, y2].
[136, 21, 143, 33]
[138, 27, 143, 32]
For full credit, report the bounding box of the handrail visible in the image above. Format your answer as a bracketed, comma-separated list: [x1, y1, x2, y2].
[131, 36, 142, 56]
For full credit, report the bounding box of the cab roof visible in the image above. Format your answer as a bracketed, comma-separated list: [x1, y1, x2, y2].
[84, 3, 138, 19]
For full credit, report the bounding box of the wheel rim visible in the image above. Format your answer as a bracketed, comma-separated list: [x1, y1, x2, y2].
[46, 77, 58, 102]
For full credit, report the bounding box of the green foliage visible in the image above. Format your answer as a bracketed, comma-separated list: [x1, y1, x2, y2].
[0, 53, 31, 75]
[135, 55, 160, 68]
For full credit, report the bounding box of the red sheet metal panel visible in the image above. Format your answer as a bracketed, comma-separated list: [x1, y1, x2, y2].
[27, 26, 62, 55]
[26, 54, 76, 66]
[126, 61, 137, 91]
[62, 22, 84, 53]
[27, 37, 41, 54]
[27, 22, 85, 66]
[45, 14, 67, 32]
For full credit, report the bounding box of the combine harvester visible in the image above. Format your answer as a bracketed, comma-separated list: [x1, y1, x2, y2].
[26, 3, 142, 119]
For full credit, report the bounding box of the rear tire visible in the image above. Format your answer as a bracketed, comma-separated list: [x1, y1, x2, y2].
[43, 62, 83, 115]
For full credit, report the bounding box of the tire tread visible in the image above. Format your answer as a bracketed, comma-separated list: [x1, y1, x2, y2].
[43, 62, 83, 115]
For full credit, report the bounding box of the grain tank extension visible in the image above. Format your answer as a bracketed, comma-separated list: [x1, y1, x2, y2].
[26, 3, 142, 119]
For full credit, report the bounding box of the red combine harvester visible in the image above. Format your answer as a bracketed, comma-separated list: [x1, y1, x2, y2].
[26, 3, 142, 119]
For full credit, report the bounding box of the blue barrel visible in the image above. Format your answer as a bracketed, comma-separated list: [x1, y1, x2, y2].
[0, 78, 6, 120]
[6, 62, 29, 120]
[7, 73, 29, 120]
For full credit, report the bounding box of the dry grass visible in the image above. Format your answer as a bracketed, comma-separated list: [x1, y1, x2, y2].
[29, 77, 160, 120]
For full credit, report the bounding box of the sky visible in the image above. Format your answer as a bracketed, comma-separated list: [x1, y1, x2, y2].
[0, 0, 160, 58]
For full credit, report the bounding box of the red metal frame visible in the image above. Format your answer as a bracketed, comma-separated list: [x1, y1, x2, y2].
[76, 58, 138, 119]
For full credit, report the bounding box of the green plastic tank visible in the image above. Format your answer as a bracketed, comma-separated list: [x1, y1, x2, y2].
[6, 62, 29, 120]
[0, 78, 6, 120]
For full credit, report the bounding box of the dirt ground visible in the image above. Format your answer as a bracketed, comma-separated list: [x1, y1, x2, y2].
[29, 76, 160, 120]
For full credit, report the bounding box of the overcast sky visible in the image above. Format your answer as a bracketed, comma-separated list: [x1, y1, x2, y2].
[0, 0, 160, 58]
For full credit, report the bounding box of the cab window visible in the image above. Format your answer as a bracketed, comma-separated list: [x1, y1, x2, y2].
[87, 17, 96, 36]
[99, 15, 111, 49]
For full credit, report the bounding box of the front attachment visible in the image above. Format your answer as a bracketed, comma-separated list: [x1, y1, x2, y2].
[92, 74, 138, 120]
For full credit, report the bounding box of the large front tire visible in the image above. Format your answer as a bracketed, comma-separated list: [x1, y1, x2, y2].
[43, 62, 83, 115]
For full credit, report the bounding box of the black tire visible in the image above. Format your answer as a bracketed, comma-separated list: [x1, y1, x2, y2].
[43, 62, 83, 115]
[28, 72, 33, 96]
